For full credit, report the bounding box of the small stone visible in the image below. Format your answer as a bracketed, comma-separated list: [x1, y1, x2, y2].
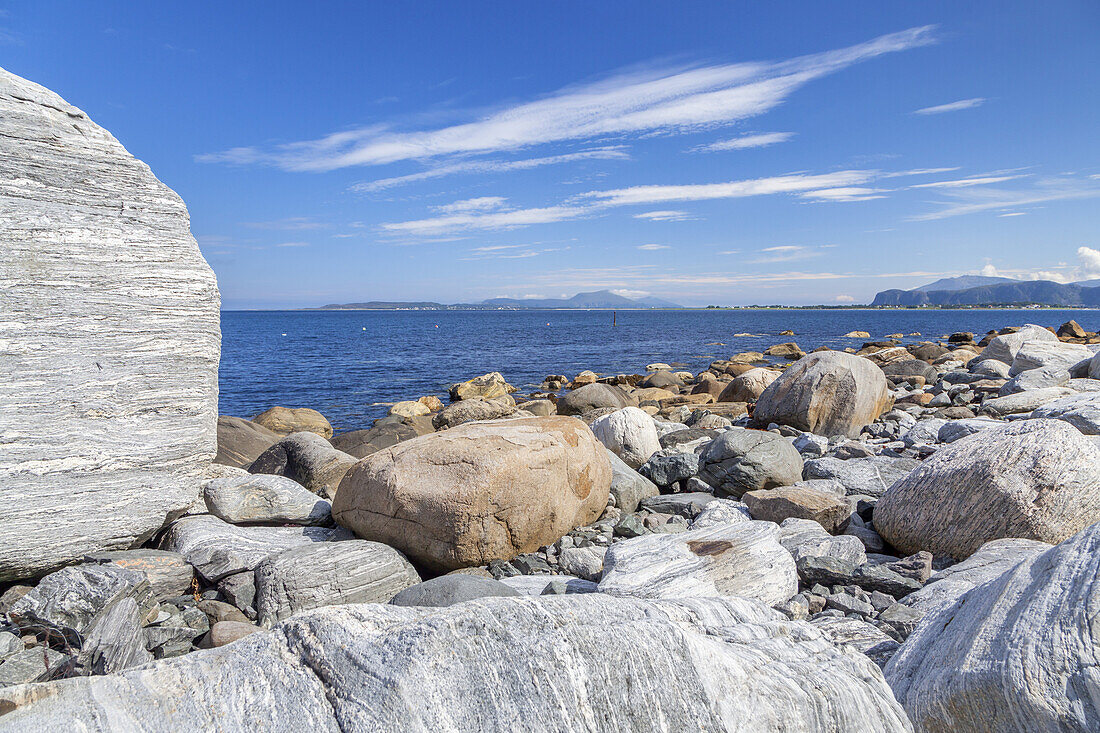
[0, 647, 70, 686]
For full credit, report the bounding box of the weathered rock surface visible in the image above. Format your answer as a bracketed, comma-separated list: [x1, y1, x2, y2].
[900, 537, 1052, 616]
[0, 68, 220, 581]
[718, 368, 778, 403]
[332, 417, 610, 572]
[691, 499, 752, 529]
[331, 422, 419, 458]
[0, 595, 912, 731]
[590, 407, 660, 469]
[886, 522, 1100, 732]
[743, 485, 851, 533]
[84, 549, 193, 602]
[598, 521, 797, 604]
[557, 382, 635, 416]
[255, 541, 420, 626]
[978, 386, 1074, 417]
[1008, 339, 1092, 376]
[214, 416, 280, 469]
[698, 428, 804, 498]
[431, 397, 516, 429]
[204, 474, 332, 525]
[606, 450, 660, 514]
[1030, 392, 1100, 434]
[876, 419, 1100, 559]
[78, 597, 153, 675]
[200, 621, 262, 648]
[978, 324, 1058, 365]
[249, 432, 357, 498]
[449, 372, 515, 401]
[754, 352, 893, 438]
[390, 575, 520, 608]
[803, 455, 919, 498]
[252, 407, 333, 439]
[160, 515, 346, 582]
[8, 564, 154, 635]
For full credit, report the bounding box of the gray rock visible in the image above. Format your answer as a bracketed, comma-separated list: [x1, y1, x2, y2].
[215, 416, 280, 469]
[698, 428, 803, 498]
[792, 432, 829, 457]
[639, 492, 716, 519]
[1009, 340, 1092, 376]
[690, 499, 752, 529]
[389, 575, 520, 607]
[606, 450, 660, 514]
[160, 515, 346, 582]
[796, 556, 921, 598]
[557, 383, 634, 416]
[876, 419, 1100, 559]
[900, 419, 947, 446]
[999, 365, 1071, 395]
[790, 534, 868, 568]
[978, 387, 1074, 417]
[810, 616, 900, 669]
[204, 474, 332, 525]
[598, 521, 797, 604]
[754, 352, 893, 438]
[936, 417, 1003, 443]
[557, 546, 607, 582]
[978, 324, 1058, 365]
[249, 432, 357, 499]
[8, 564, 155, 635]
[0, 595, 911, 730]
[877, 603, 924, 640]
[1030, 392, 1100, 434]
[639, 452, 701, 487]
[79, 597, 154, 674]
[144, 604, 209, 659]
[0, 634, 21, 663]
[217, 573, 256, 616]
[330, 422, 419, 459]
[0, 647, 70, 687]
[498, 575, 598, 595]
[803, 455, 920, 498]
[901, 537, 1052, 616]
[970, 359, 1011, 379]
[826, 592, 874, 616]
[431, 398, 517, 430]
[886, 521, 1100, 731]
[590, 407, 660, 469]
[0, 68, 220, 582]
[84, 549, 194, 602]
[255, 541, 421, 627]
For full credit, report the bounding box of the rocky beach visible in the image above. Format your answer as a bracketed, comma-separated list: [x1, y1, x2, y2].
[6, 66, 1100, 733]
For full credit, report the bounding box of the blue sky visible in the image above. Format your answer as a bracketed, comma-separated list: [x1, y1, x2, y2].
[3, 2, 1099, 308]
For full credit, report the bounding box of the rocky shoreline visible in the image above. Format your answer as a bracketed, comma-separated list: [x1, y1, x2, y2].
[6, 65, 1100, 731]
[8, 318, 1100, 729]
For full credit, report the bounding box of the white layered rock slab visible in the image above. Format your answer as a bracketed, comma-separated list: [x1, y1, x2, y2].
[204, 474, 332, 525]
[598, 520, 797, 605]
[0, 595, 912, 732]
[0, 68, 220, 580]
[160, 515, 346, 582]
[255, 541, 420, 626]
[886, 522, 1100, 732]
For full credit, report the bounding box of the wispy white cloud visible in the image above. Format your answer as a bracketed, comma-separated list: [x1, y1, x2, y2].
[637, 244, 671, 251]
[582, 171, 875, 206]
[881, 167, 961, 178]
[350, 147, 629, 192]
[200, 27, 934, 172]
[834, 294, 856, 303]
[274, 241, 310, 247]
[692, 131, 794, 152]
[433, 196, 508, 214]
[910, 174, 1100, 221]
[998, 211, 1026, 217]
[800, 186, 888, 202]
[914, 97, 985, 115]
[749, 245, 826, 264]
[382, 204, 591, 236]
[634, 210, 693, 222]
[910, 174, 1025, 189]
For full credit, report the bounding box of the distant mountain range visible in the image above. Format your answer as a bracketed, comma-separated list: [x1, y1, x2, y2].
[316, 289, 683, 310]
[873, 276, 1100, 307]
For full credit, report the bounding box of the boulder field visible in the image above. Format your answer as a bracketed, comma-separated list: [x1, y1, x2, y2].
[9, 68, 1100, 732]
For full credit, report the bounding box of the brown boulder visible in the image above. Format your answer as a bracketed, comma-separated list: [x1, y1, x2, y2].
[742, 486, 851, 533]
[215, 416, 279, 469]
[252, 407, 333, 440]
[332, 417, 610, 572]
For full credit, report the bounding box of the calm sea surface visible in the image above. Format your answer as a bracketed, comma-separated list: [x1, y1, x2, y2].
[219, 309, 1097, 433]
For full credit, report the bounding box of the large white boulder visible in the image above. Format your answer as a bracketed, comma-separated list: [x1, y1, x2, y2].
[0, 68, 219, 580]
[875, 419, 1100, 559]
[1009, 340, 1093, 376]
[597, 520, 797, 605]
[590, 407, 660, 469]
[886, 522, 1100, 731]
[0, 595, 912, 731]
[978, 324, 1058, 365]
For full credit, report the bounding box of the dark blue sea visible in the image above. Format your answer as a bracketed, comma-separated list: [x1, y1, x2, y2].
[219, 309, 1098, 433]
